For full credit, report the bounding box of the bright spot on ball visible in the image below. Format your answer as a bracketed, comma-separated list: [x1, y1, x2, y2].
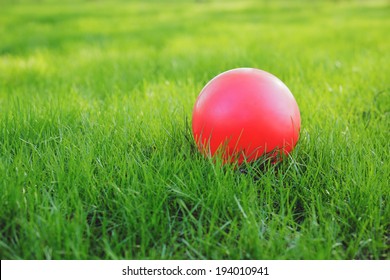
[192, 68, 301, 164]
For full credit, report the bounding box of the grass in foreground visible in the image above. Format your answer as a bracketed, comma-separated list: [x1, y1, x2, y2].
[0, 0, 389, 259]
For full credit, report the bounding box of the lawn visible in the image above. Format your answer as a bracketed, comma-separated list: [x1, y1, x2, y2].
[0, 0, 389, 260]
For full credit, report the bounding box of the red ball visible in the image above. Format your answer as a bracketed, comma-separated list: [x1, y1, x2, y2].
[192, 68, 301, 164]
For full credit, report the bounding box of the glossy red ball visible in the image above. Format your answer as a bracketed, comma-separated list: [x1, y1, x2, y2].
[192, 68, 301, 164]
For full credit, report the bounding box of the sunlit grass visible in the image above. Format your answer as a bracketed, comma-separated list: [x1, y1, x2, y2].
[0, 0, 389, 259]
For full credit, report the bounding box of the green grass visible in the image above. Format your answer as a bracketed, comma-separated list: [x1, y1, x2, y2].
[0, 0, 389, 260]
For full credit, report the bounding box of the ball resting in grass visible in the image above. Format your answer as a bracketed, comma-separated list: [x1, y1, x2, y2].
[192, 68, 301, 164]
